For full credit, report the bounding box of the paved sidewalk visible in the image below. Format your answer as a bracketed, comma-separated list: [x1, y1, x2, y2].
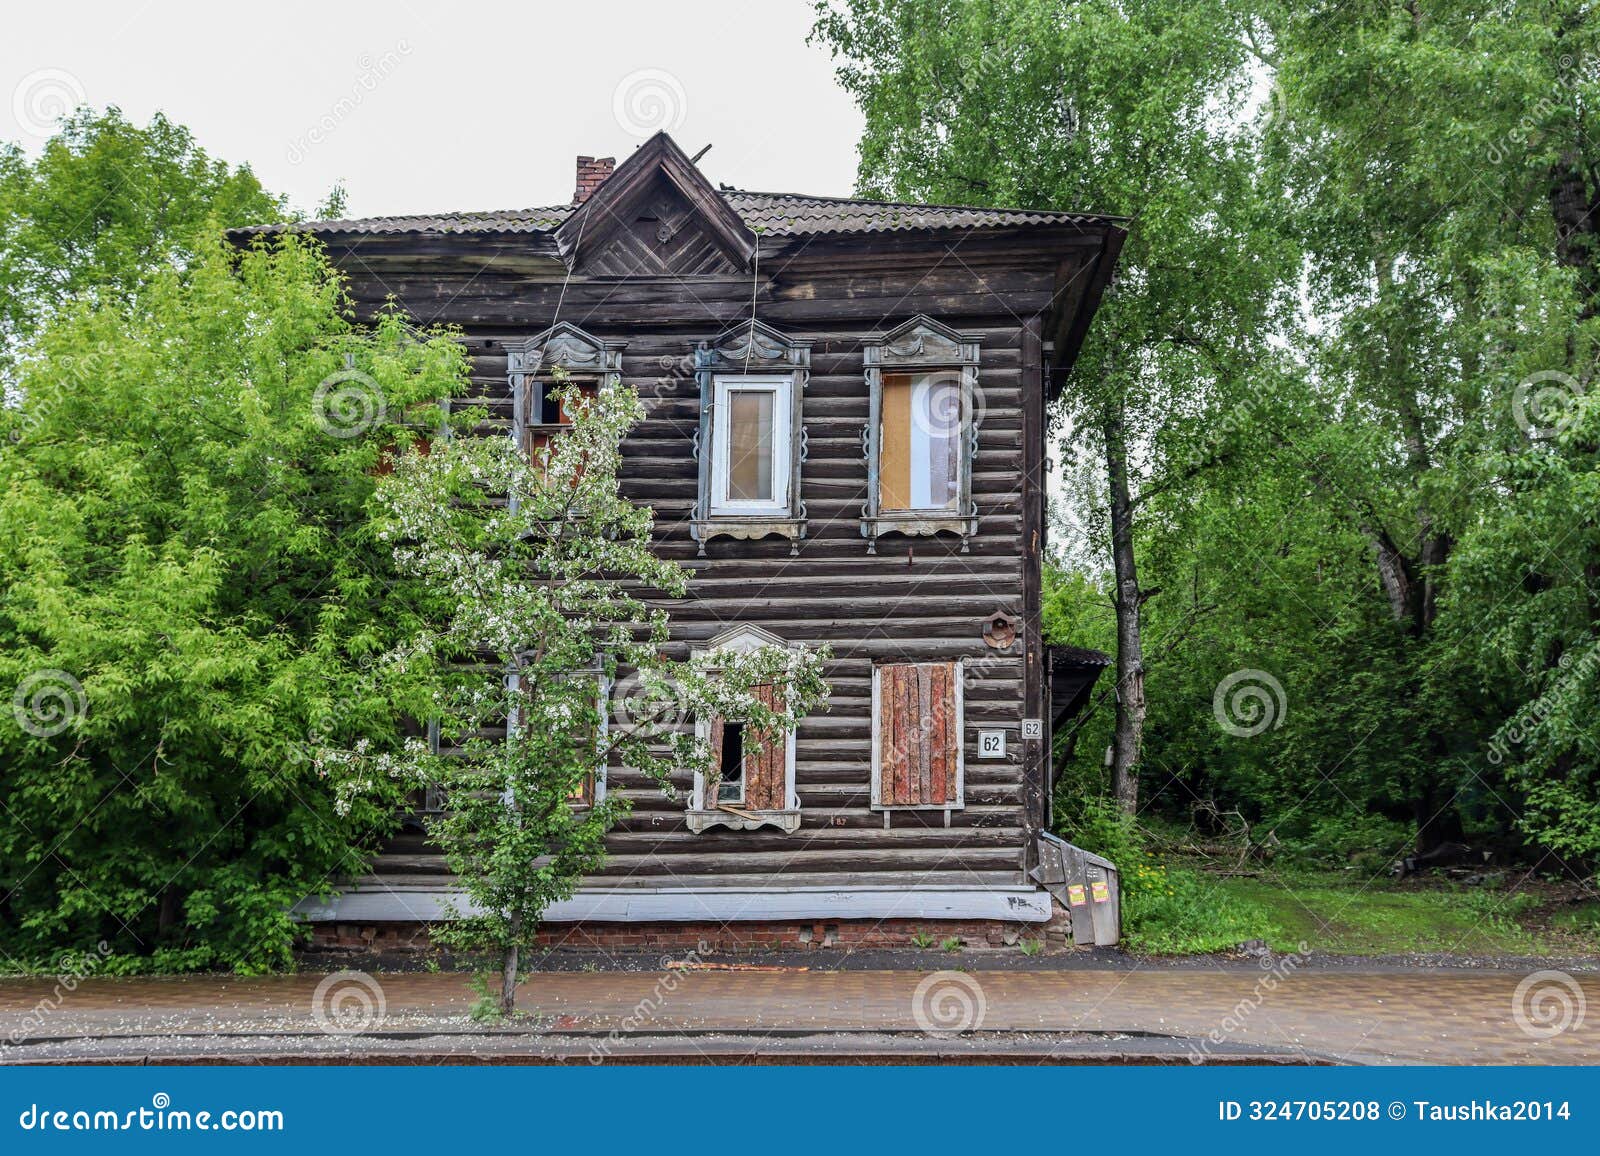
[2, 966, 1595, 1064]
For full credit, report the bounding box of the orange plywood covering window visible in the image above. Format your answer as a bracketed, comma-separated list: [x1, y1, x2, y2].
[706, 684, 787, 810]
[876, 662, 959, 806]
[879, 373, 914, 510]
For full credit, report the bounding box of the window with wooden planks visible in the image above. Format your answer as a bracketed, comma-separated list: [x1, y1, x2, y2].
[871, 661, 964, 810]
[687, 625, 804, 832]
[704, 684, 788, 812]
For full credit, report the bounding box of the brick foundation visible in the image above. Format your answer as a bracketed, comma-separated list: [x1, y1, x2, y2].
[303, 917, 1043, 957]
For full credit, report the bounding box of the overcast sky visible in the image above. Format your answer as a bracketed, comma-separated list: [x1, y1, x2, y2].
[3, 0, 866, 217]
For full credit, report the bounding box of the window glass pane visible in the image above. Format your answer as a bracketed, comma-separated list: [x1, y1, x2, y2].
[914, 374, 961, 510]
[727, 390, 774, 501]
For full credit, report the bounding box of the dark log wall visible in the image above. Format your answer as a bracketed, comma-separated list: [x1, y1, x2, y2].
[327, 227, 1081, 893]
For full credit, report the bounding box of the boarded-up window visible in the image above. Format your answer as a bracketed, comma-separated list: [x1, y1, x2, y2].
[879, 372, 961, 512]
[873, 662, 961, 807]
[706, 684, 788, 811]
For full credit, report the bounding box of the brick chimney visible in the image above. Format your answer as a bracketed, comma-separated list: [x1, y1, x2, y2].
[573, 156, 615, 205]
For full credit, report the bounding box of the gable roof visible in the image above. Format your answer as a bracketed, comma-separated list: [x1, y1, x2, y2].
[227, 132, 1124, 243]
[553, 132, 756, 268]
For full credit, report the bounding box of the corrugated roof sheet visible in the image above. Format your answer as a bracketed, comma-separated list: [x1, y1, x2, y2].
[229, 190, 1118, 239]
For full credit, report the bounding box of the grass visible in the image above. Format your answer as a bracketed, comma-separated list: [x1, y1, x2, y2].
[1121, 858, 1600, 958]
[1219, 873, 1598, 957]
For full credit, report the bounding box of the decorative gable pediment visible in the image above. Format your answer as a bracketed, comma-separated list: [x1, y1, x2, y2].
[693, 319, 812, 372]
[505, 321, 625, 378]
[697, 624, 794, 656]
[571, 181, 744, 276]
[555, 132, 756, 277]
[865, 315, 981, 368]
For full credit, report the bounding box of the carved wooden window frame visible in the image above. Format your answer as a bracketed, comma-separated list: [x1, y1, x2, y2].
[686, 624, 802, 834]
[506, 322, 626, 458]
[691, 320, 811, 555]
[708, 374, 793, 517]
[860, 316, 982, 552]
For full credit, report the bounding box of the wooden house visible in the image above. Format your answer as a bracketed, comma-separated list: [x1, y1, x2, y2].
[234, 133, 1124, 950]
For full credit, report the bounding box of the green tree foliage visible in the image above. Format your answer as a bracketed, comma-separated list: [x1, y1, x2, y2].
[0, 108, 284, 379]
[814, 0, 1293, 814]
[824, 0, 1600, 870]
[0, 228, 470, 970]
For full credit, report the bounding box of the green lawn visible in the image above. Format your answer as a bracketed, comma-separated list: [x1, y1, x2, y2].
[1121, 861, 1600, 958]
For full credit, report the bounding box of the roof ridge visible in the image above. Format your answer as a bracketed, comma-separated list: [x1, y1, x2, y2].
[724, 188, 1123, 219]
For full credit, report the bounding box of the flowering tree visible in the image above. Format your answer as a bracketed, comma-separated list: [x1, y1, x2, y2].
[319, 377, 829, 1014]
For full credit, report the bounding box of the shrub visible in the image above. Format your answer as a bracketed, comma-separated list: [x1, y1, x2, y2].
[0, 236, 469, 971]
[1276, 811, 1414, 870]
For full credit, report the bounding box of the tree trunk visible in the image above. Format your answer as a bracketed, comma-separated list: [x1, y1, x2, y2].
[1104, 403, 1146, 816]
[500, 915, 521, 1016]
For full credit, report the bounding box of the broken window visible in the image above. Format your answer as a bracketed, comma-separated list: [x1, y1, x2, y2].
[524, 377, 598, 471]
[705, 685, 787, 811]
[687, 627, 804, 833]
[872, 661, 964, 810]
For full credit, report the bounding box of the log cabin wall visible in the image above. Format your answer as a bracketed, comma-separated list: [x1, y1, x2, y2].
[322, 229, 1057, 897]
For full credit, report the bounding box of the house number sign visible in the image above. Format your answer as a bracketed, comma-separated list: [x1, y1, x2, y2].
[977, 730, 1006, 758]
